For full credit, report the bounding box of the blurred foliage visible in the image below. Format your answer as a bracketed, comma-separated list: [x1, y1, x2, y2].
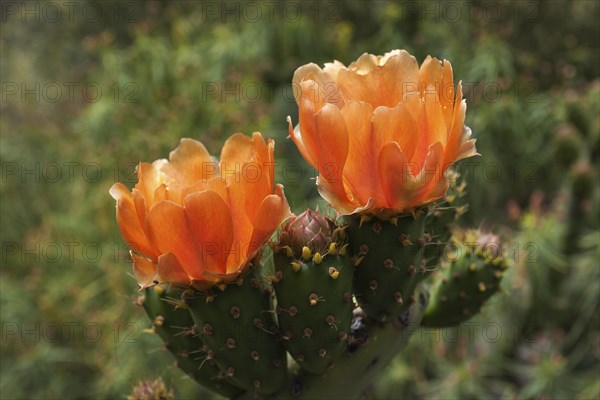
[1, 0, 598, 399]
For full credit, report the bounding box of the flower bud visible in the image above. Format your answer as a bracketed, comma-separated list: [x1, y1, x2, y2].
[278, 209, 341, 258]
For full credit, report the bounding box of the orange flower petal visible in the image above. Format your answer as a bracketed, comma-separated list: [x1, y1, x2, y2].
[131, 189, 147, 229]
[314, 103, 349, 202]
[245, 184, 291, 268]
[184, 190, 234, 275]
[410, 141, 446, 206]
[293, 89, 322, 168]
[443, 82, 466, 169]
[372, 103, 420, 163]
[341, 101, 379, 206]
[145, 200, 203, 280]
[251, 132, 274, 190]
[338, 50, 419, 108]
[181, 176, 228, 203]
[156, 252, 191, 285]
[110, 183, 156, 260]
[287, 118, 314, 174]
[153, 183, 169, 204]
[292, 63, 344, 108]
[164, 138, 216, 186]
[220, 132, 254, 177]
[419, 56, 443, 95]
[423, 84, 447, 148]
[377, 142, 411, 210]
[404, 91, 445, 168]
[135, 161, 163, 207]
[219, 132, 272, 204]
[440, 60, 455, 130]
[225, 178, 254, 253]
[130, 251, 157, 289]
[322, 60, 345, 82]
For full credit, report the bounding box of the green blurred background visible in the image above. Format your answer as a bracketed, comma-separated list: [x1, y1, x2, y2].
[1, 0, 599, 398]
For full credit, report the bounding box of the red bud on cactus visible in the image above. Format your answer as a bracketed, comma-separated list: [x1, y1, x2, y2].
[278, 210, 342, 258]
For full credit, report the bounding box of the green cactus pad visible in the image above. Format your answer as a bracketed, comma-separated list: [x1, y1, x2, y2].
[346, 212, 428, 322]
[141, 284, 244, 398]
[273, 251, 354, 374]
[422, 231, 509, 327]
[185, 264, 287, 395]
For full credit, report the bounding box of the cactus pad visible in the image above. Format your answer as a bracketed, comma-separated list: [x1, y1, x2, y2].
[346, 212, 428, 322]
[273, 251, 353, 374]
[141, 284, 244, 398]
[422, 230, 509, 327]
[184, 263, 287, 395]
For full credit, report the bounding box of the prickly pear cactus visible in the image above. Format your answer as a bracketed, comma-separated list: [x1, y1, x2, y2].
[272, 210, 353, 373]
[185, 262, 288, 395]
[345, 211, 428, 322]
[422, 230, 509, 328]
[423, 168, 468, 266]
[140, 284, 244, 398]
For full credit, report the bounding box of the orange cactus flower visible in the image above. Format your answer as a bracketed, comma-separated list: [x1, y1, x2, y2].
[110, 132, 290, 289]
[288, 50, 477, 217]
